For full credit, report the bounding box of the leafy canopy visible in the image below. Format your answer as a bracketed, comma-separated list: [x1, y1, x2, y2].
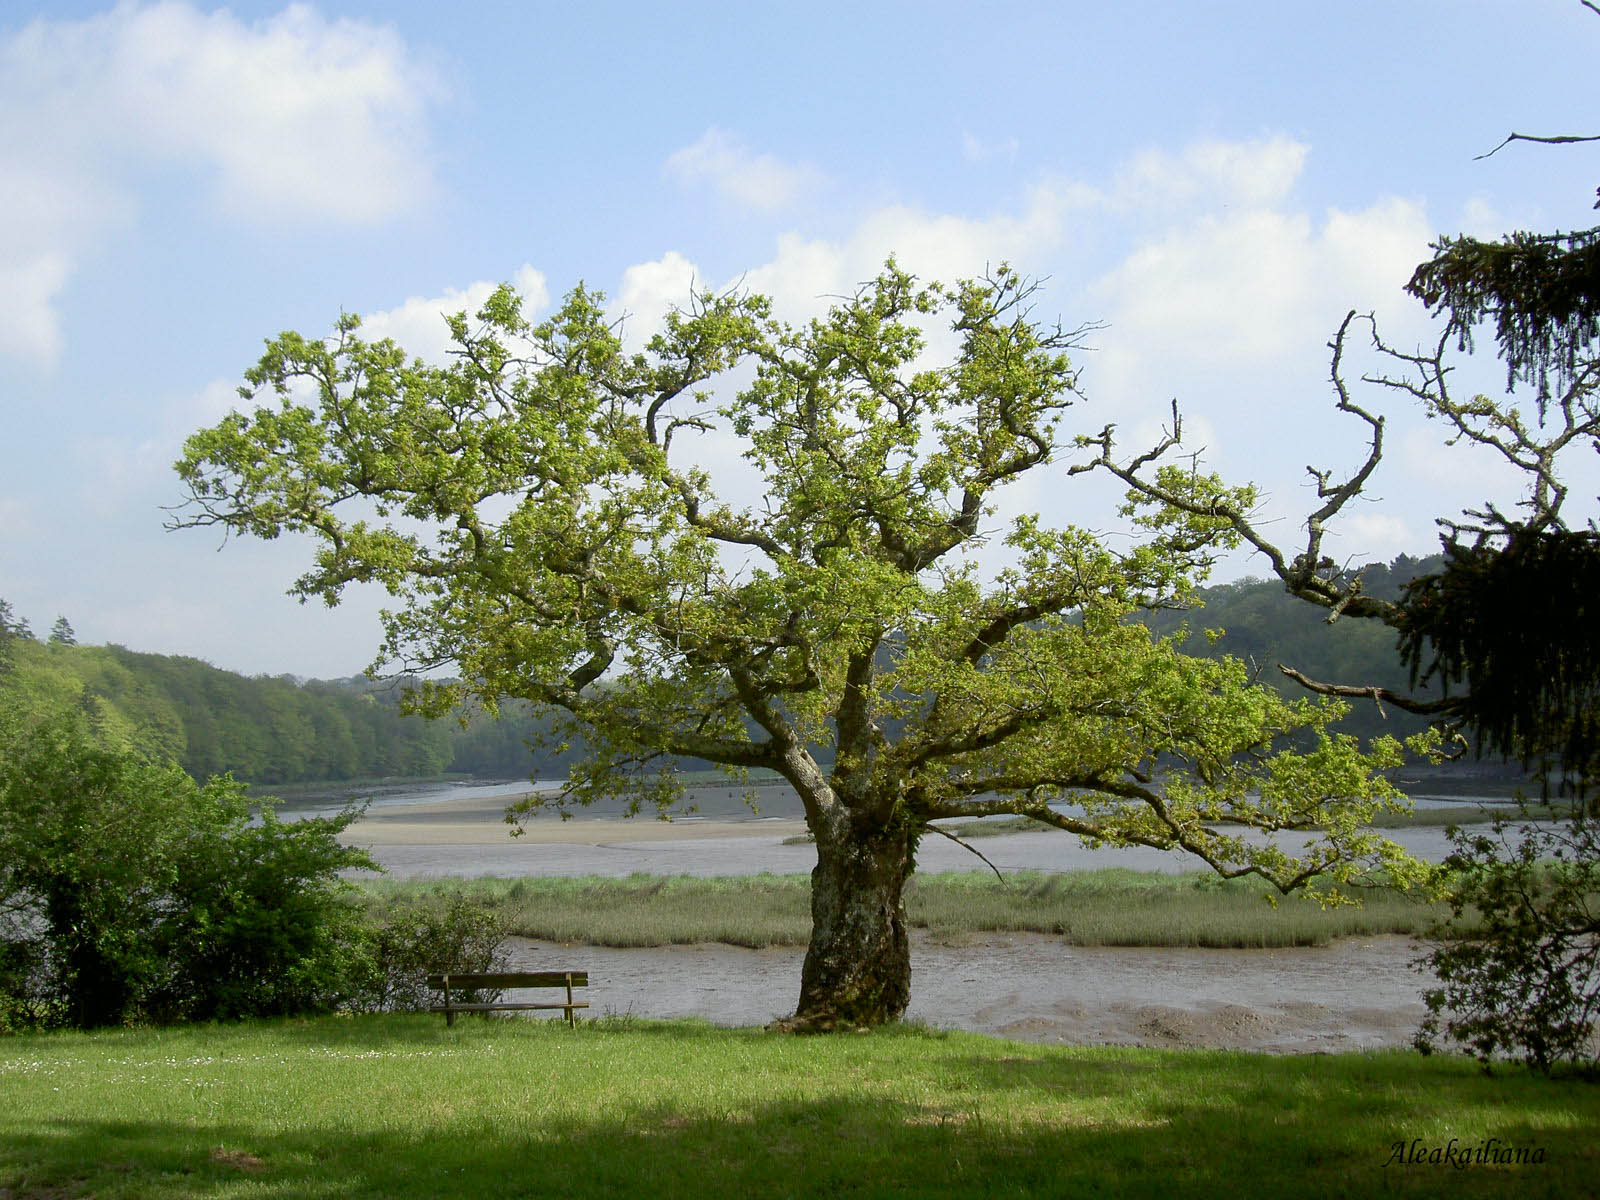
[176, 263, 1427, 895]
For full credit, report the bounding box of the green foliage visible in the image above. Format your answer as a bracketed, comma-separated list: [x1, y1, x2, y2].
[0, 710, 378, 1030]
[356, 890, 510, 1012]
[1408, 226, 1600, 404]
[171, 261, 1441, 1024]
[1417, 810, 1600, 1072]
[173, 263, 1423, 888]
[1139, 554, 1444, 746]
[1389, 135, 1600, 1071]
[0, 624, 586, 786]
[0, 598, 32, 642]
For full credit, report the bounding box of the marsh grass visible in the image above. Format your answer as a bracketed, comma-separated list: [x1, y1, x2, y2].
[361, 869, 1454, 950]
[2, 1015, 1593, 1199]
[1365, 803, 1570, 828]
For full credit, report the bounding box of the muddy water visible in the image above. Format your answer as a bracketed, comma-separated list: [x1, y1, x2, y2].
[503, 932, 1432, 1054]
[378, 830, 1447, 1053]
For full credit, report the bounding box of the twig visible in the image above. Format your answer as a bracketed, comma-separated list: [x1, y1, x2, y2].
[924, 822, 1009, 883]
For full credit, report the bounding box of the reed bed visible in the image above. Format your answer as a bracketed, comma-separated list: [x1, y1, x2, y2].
[362, 868, 1453, 950]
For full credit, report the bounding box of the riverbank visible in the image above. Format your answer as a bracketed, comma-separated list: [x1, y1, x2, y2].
[361, 870, 1457, 1054]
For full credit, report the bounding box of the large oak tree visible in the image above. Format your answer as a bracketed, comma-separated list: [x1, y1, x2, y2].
[174, 263, 1426, 1029]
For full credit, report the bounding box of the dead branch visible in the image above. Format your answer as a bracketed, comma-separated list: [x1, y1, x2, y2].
[1476, 132, 1600, 161]
[1276, 665, 1464, 717]
[923, 821, 1009, 882]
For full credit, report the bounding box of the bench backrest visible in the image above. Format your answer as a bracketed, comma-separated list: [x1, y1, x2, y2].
[427, 971, 587, 989]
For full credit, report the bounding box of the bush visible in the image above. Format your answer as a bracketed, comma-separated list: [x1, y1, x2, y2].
[356, 891, 511, 1012]
[0, 710, 379, 1029]
[1416, 807, 1600, 1072]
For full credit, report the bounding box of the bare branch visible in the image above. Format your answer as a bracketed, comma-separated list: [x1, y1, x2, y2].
[1477, 132, 1600, 161]
[1276, 666, 1464, 717]
[1084, 313, 1406, 627]
[923, 821, 1009, 882]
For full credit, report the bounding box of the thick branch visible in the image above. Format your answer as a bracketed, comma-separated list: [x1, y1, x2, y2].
[1276, 666, 1464, 718]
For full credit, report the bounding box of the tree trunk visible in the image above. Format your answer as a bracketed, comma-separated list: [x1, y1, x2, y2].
[785, 818, 914, 1030]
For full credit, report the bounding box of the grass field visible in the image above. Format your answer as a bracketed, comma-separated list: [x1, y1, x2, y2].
[361, 868, 1457, 950]
[2, 1015, 1592, 1199]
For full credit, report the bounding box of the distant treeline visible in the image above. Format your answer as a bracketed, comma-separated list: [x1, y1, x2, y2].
[0, 621, 581, 785]
[1137, 552, 1445, 746]
[0, 553, 1449, 787]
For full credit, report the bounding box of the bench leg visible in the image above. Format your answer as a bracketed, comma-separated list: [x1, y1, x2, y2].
[565, 975, 576, 1028]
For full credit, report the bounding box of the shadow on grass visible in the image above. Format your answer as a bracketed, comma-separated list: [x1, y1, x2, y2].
[4, 1043, 1590, 1200]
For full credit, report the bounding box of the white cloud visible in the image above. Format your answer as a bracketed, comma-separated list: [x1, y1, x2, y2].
[612, 135, 1543, 570]
[614, 251, 703, 349]
[961, 131, 1020, 163]
[361, 266, 549, 363]
[0, 2, 441, 365]
[1328, 512, 1414, 558]
[1109, 136, 1309, 214]
[1094, 209, 1318, 368]
[0, 251, 72, 364]
[74, 258, 555, 523]
[664, 128, 823, 212]
[1458, 196, 1505, 239]
[737, 180, 1084, 329]
[0, 495, 32, 541]
[1087, 193, 1433, 410]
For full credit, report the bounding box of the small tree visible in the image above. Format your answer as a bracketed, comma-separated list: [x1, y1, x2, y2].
[1415, 813, 1600, 1071]
[174, 263, 1428, 1030]
[47, 617, 76, 647]
[0, 599, 32, 642]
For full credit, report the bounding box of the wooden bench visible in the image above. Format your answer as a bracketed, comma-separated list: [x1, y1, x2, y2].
[427, 971, 589, 1028]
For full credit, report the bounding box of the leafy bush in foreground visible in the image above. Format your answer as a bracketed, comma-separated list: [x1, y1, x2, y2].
[0, 711, 378, 1030]
[356, 891, 511, 1012]
[1417, 809, 1600, 1072]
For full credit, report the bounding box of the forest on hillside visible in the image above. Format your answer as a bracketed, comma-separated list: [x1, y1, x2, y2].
[0, 554, 1464, 788]
[0, 607, 582, 785]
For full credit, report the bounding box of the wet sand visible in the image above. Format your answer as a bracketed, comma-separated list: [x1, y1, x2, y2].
[341, 788, 1461, 877]
[342, 790, 809, 846]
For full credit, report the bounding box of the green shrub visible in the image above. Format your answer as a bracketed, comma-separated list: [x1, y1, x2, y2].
[357, 892, 511, 1012]
[1417, 809, 1600, 1072]
[0, 710, 378, 1029]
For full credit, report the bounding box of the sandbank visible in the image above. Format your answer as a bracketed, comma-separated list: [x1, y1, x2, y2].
[343, 790, 807, 846]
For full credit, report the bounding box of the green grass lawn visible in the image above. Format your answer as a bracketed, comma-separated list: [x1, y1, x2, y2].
[363, 868, 1455, 950]
[2, 1015, 1592, 1198]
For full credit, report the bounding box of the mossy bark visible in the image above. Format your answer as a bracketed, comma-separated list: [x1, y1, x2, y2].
[784, 819, 914, 1030]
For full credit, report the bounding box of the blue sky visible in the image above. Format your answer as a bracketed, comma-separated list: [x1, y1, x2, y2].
[3, 0, 1597, 678]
